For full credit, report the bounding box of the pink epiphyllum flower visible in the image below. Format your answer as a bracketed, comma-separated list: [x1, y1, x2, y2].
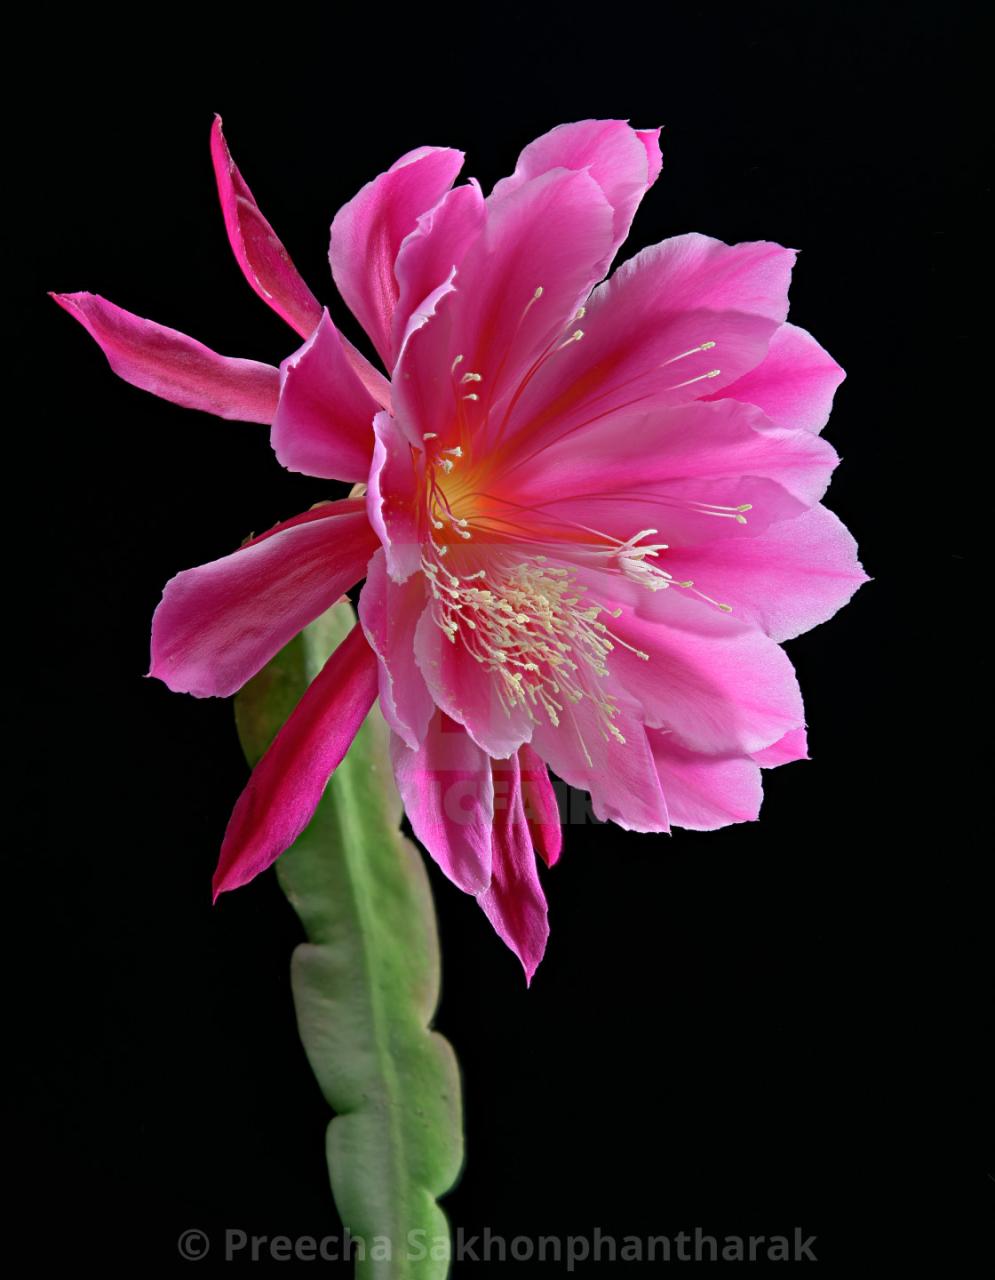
[55, 117, 866, 981]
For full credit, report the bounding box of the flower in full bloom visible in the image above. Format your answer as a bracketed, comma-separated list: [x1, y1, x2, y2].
[54, 118, 865, 979]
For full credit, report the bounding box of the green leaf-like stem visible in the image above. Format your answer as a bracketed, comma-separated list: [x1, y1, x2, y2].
[235, 602, 463, 1279]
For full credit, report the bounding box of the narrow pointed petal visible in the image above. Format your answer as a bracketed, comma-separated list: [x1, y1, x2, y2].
[150, 499, 377, 698]
[51, 292, 279, 422]
[518, 743, 562, 867]
[210, 115, 322, 339]
[389, 713, 493, 894]
[490, 119, 663, 275]
[272, 310, 381, 481]
[213, 623, 378, 898]
[478, 754, 549, 983]
[712, 322, 845, 433]
[330, 146, 465, 365]
[650, 732, 763, 830]
[359, 549, 434, 750]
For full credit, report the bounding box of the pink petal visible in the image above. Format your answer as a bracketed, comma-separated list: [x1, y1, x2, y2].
[413, 598, 534, 759]
[150, 499, 377, 698]
[478, 753, 549, 983]
[530, 693, 670, 833]
[649, 731, 763, 830]
[518, 743, 562, 868]
[389, 712, 493, 894]
[560, 569, 806, 756]
[490, 119, 663, 274]
[393, 167, 614, 450]
[213, 622, 378, 898]
[636, 127, 664, 185]
[210, 115, 322, 340]
[502, 398, 839, 545]
[366, 410, 423, 582]
[271, 310, 381, 482]
[391, 180, 487, 361]
[711, 322, 845, 433]
[330, 146, 465, 366]
[618, 232, 796, 321]
[358, 548, 434, 751]
[494, 234, 796, 457]
[51, 292, 278, 422]
[752, 727, 809, 767]
[659, 504, 869, 642]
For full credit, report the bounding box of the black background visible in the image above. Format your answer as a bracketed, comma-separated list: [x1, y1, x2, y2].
[11, 4, 985, 1273]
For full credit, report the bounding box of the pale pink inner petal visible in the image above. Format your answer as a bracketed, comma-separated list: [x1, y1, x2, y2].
[530, 691, 670, 833]
[710, 321, 845, 434]
[329, 146, 465, 366]
[413, 598, 535, 759]
[366, 411, 424, 582]
[359, 549, 434, 751]
[658, 503, 868, 642]
[751, 727, 809, 768]
[390, 713, 493, 894]
[392, 167, 615, 452]
[650, 731, 763, 831]
[391, 180, 487, 362]
[490, 118, 662, 276]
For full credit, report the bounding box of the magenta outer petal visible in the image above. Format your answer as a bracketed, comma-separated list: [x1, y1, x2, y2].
[650, 732, 763, 831]
[712, 322, 846, 434]
[359, 549, 434, 751]
[478, 754, 549, 984]
[329, 146, 465, 366]
[210, 115, 322, 340]
[389, 713, 493, 895]
[51, 292, 279, 423]
[213, 623, 378, 898]
[150, 499, 377, 698]
[272, 310, 381, 482]
[518, 743, 562, 868]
